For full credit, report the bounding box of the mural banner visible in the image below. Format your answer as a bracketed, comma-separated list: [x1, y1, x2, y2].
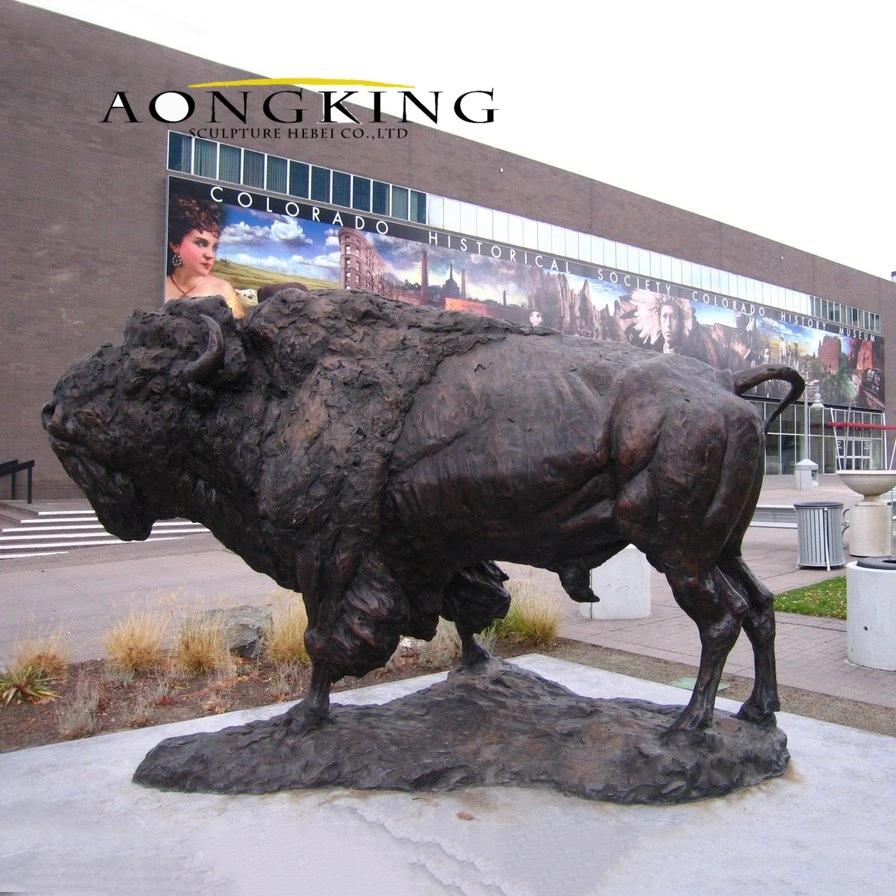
[165, 175, 885, 410]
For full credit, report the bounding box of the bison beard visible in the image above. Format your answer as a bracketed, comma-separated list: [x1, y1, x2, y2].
[43, 289, 803, 732]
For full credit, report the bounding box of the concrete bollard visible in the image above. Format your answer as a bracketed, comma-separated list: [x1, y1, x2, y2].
[580, 545, 651, 620]
[846, 558, 896, 671]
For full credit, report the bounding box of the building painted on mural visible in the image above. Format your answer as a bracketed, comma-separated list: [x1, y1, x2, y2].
[4, 0, 896, 498]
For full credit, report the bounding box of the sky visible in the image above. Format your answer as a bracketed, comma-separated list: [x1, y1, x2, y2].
[22, 0, 896, 281]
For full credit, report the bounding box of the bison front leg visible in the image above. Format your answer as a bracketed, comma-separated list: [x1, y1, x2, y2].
[286, 662, 333, 730]
[287, 550, 407, 730]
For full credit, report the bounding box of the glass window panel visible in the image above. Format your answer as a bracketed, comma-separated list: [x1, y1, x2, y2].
[507, 214, 523, 246]
[426, 195, 444, 228]
[219, 144, 241, 183]
[289, 161, 309, 198]
[310, 166, 330, 202]
[670, 257, 681, 284]
[602, 239, 616, 268]
[637, 248, 650, 275]
[267, 156, 288, 194]
[243, 150, 265, 188]
[410, 190, 426, 223]
[391, 186, 408, 219]
[615, 244, 628, 272]
[549, 225, 564, 256]
[537, 221, 552, 252]
[460, 202, 477, 234]
[167, 132, 192, 172]
[332, 171, 351, 206]
[352, 176, 371, 212]
[477, 206, 493, 239]
[442, 198, 461, 232]
[194, 138, 217, 178]
[372, 181, 390, 215]
[492, 210, 509, 243]
[522, 218, 538, 249]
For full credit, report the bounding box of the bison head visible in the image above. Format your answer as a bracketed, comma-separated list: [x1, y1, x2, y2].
[42, 299, 246, 541]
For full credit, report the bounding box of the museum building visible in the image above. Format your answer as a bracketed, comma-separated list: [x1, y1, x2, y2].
[4, 0, 896, 500]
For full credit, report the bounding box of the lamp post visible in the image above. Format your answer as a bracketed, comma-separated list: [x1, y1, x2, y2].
[794, 385, 824, 490]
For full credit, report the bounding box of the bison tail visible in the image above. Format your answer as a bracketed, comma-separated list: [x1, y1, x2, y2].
[730, 365, 806, 434]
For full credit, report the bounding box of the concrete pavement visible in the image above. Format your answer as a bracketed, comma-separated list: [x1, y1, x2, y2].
[2, 656, 894, 895]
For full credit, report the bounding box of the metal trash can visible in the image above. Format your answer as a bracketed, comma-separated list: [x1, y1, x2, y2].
[794, 501, 845, 570]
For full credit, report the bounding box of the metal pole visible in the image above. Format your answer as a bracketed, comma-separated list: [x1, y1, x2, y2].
[804, 388, 810, 462]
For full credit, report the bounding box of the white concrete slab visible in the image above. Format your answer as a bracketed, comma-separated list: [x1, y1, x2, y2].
[1, 657, 893, 895]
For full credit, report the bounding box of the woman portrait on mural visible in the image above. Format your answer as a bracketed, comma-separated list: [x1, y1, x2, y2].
[165, 195, 245, 319]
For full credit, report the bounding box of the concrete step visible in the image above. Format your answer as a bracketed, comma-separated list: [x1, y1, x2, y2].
[0, 504, 209, 560]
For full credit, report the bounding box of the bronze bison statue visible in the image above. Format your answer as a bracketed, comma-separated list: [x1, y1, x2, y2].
[43, 289, 803, 730]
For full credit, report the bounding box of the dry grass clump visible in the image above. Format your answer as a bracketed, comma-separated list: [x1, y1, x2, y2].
[264, 590, 310, 666]
[266, 662, 305, 702]
[416, 620, 461, 668]
[56, 675, 102, 737]
[173, 612, 230, 674]
[0, 632, 69, 705]
[488, 580, 561, 647]
[103, 610, 169, 674]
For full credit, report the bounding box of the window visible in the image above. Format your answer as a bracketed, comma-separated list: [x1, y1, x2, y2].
[310, 166, 330, 202]
[288, 161, 309, 198]
[219, 144, 241, 183]
[352, 176, 371, 212]
[372, 181, 390, 216]
[168, 133, 192, 172]
[194, 139, 217, 178]
[332, 171, 351, 207]
[243, 150, 265, 188]
[392, 186, 409, 220]
[267, 156, 288, 194]
[410, 190, 426, 223]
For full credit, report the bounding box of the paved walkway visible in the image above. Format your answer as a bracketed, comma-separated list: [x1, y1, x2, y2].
[1, 475, 894, 709]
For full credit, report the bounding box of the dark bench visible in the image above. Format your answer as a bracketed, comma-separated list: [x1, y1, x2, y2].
[0, 458, 35, 503]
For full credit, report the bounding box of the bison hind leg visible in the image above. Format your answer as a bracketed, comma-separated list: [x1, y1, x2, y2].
[442, 561, 511, 666]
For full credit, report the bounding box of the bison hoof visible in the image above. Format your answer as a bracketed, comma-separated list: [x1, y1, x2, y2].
[736, 700, 778, 726]
[668, 708, 713, 733]
[285, 701, 331, 734]
[459, 641, 492, 669]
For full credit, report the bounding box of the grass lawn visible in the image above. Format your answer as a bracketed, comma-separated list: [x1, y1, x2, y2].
[774, 577, 846, 619]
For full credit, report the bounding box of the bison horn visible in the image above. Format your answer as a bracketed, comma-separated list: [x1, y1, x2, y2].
[183, 314, 225, 383]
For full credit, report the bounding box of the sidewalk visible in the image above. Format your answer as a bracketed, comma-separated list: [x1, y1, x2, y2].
[518, 474, 896, 710]
[1, 475, 893, 709]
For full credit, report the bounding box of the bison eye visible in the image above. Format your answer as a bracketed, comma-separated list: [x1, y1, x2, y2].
[77, 407, 107, 429]
[149, 378, 167, 396]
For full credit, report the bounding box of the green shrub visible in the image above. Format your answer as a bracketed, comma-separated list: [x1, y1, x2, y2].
[1, 664, 59, 705]
[1, 632, 68, 704]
